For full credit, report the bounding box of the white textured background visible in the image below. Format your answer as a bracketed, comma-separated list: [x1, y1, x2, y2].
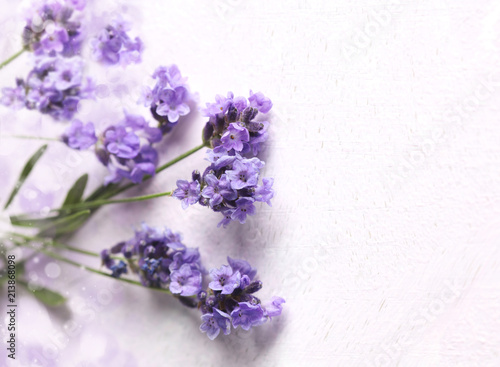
[1, 0, 500, 366]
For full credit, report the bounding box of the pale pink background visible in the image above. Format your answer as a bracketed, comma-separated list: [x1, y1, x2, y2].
[1, 0, 500, 366]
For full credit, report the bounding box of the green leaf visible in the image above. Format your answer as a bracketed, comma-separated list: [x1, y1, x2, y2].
[37, 210, 90, 237]
[4, 144, 48, 210]
[10, 213, 62, 228]
[30, 286, 66, 307]
[62, 174, 88, 207]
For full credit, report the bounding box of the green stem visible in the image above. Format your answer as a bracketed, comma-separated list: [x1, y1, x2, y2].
[0, 48, 26, 70]
[7, 232, 124, 260]
[156, 143, 207, 175]
[59, 191, 172, 211]
[13, 238, 172, 294]
[4, 135, 61, 142]
[86, 143, 206, 201]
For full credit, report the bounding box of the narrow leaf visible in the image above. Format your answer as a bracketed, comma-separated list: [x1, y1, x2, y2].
[4, 144, 48, 209]
[62, 174, 88, 207]
[37, 210, 90, 237]
[30, 286, 66, 307]
[10, 213, 62, 228]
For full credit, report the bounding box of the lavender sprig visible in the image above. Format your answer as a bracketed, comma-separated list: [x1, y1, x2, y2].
[173, 91, 274, 227]
[100, 224, 285, 339]
[90, 16, 143, 66]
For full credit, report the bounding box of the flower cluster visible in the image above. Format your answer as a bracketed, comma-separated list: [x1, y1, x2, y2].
[22, 0, 86, 57]
[173, 91, 274, 227]
[90, 17, 143, 67]
[101, 225, 285, 340]
[199, 257, 285, 340]
[62, 113, 163, 184]
[139, 65, 193, 132]
[1, 55, 94, 120]
[101, 224, 203, 295]
[202, 90, 272, 156]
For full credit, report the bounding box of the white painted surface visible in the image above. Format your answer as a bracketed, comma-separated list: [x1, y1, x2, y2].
[1, 0, 500, 366]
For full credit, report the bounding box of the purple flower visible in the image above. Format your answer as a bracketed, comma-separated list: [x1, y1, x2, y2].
[200, 308, 231, 340]
[65, 0, 86, 10]
[23, 1, 84, 57]
[209, 265, 241, 295]
[123, 114, 162, 143]
[110, 260, 128, 278]
[217, 209, 235, 228]
[168, 248, 201, 272]
[142, 65, 194, 130]
[201, 174, 223, 207]
[201, 93, 232, 117]
[173, 180, 201, 209]
[2, 55, 92, 121]
[248, 90, 273, 113]
[138, 86, 154, 107]
[231, 198, 256, 223]
[39, 27, 69, 54]
[62, 120, 97, 150]
[254, 177, 274, 206]
[169, 264, 202, 296]
[155, 87, 190, 122]
[226, 159, 260, 190]
[1, 84, 25, 109]
[104, 126, 141, 159]
[221, 123, 250, 152]
[91, 19, 143, 67]
[264, 297, 285, 318]
[227, 257, 257, 281]
[230, 302, 265, 330]
[201, 174, 237, 208]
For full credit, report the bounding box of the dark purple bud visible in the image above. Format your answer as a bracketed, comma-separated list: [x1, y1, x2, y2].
[202, 121, 214, 145]
[241, 107, 258, 123]
[110, 241, 126, 254]
[246, 121, 264, 133]
[244, 280, 262, 294]
[227, 106, 238, 122]
[214, 115, 225, 134]
[192, 170, 201, 182]
[95, 147, 110, 166]
[224, 297, 238, 313]
[100, 249, 114, 269]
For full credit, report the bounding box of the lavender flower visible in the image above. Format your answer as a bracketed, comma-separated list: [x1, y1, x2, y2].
[173, 180, 201, 209]
[173, 153, 273, 227]
[220, 123, 249, 152]
[200, 308, 232, 340]
[169, 264, 202, 296]
[1, 55, 94, 121]
[90, 113, 162, 185]
[101, 224, 202, 292]
[198, 257, 285, 339]
[139, 65, 194, 131]
[62, 120, 97, 150]
[231, 302, 265, 330]
[172, 91, 274, 227]
[264, 296, 286, 319]
[248, 90, 273, 113]
[23, 0, 85, 57]
[201, 90, 272, 156]
[100, 226, 284, 340]
[209, 265, 241, 295]
[91, 17, 143, 66]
